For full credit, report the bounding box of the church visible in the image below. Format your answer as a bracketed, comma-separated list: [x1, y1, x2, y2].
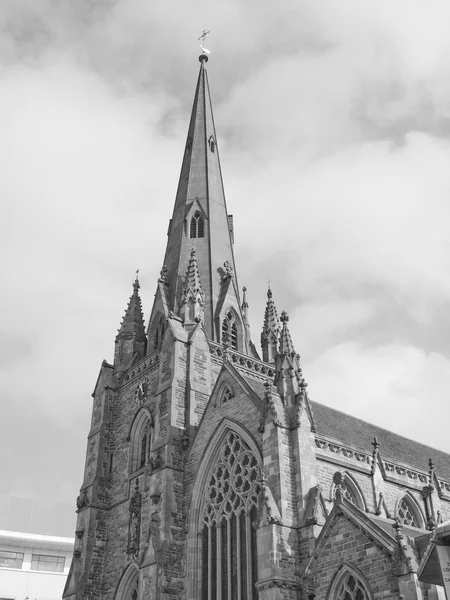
[63, 53, 450, 600]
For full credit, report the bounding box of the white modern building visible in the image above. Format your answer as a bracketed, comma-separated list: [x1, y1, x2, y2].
[0, 529, 74, 600]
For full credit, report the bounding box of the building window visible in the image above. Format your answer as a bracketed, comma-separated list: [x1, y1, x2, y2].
[332, 472, 365, 511]
[201, 431, 260, 600]
[140, 426, 149, 469]
[153, 315, 165, 351]
[397, 496, 420, 528]
[0, 550, 24, 569]
[190, 211, 204, 238]
[31, 554, 65, 573]
[130, 412, 153, 474]
[336, 572, 370, 600]
[222, 311, 239, 350]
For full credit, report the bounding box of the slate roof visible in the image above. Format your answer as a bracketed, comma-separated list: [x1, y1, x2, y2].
[310, 401, 450, 481]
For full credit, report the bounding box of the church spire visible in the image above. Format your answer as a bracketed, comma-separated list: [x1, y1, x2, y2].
[114, 274, 146, 373]
[261, 288, 281, 363]
[148, 55, 249, 352]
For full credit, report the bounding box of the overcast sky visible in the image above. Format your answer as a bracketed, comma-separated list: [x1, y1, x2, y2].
[2, 0, 450, 535]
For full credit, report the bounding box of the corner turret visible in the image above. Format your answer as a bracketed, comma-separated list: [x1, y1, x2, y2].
[261, 288, 281, 363]
[114, 275, 146, 374]
[274, 311, 306, 406]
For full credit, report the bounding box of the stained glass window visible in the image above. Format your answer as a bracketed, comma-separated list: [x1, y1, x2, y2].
[201, 431, 260, 600]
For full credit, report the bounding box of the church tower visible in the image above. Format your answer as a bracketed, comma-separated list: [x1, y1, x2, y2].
[64, 53, 450, 600]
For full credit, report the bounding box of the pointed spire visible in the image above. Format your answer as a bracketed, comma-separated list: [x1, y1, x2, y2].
[147, 56, 249, 351]
[261, 287, 281, 363]
[114, 274, 146, 373]
[118, 274, 146, 337]
[179, 248, 205, 326]
[279, 311, 296, 356]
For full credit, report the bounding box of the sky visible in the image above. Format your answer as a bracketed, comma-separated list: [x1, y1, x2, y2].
[2, 0, 450, 535]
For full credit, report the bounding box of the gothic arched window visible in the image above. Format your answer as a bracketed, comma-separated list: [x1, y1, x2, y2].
[327, 565, 372, 600]
[190, 211, 204, 238]
[397, 495, 424, 528]
[222, 310, 239, 350]
[201, 431, 261, 600]
[336, 572, 370, 600]
[129, 411, 152, 474]
[332, 472, 365, 511]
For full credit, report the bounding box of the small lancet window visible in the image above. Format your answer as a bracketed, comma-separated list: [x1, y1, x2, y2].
[140, 431, 148, 469]
[208, 135, 216, 153]
[153, 316, 165, 351]
[190, 211, 204, 239]
[222, 310, 239, 350]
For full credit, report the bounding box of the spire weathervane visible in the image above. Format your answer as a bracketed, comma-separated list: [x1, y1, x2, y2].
[198, 29, 211, 56]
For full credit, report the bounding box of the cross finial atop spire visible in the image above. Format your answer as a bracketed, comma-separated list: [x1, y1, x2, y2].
[198, 29, 211, 62]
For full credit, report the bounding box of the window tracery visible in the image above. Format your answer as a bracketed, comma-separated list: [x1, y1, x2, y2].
[190, 211, 205, 238]
[336, 572, 369, 600]
[397, 496, 421, 528]
[201, 431, 260, 600]
[332, 472, 364, 510]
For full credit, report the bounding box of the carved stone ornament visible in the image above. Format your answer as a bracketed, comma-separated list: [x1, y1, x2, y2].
[76, 489, 89, 511]
[134, 378, 149, 406]
[150, 447, 164, 471]
[127, 479, 142, 558]
[223, 260, 233, 278]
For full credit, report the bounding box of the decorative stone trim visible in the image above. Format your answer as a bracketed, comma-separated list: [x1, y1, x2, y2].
[315, 438, 371, 465]
[255, 577, 301, 592]
[209, 342, 275, 378]
[121, 350, 160, 385]
[383, 461, 428, 483]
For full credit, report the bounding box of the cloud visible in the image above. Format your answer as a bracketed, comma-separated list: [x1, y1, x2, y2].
[1, 0, 450, 526]
[305, 341, 450, 453]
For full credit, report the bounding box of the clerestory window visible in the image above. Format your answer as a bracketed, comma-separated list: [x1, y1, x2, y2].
[332, 472, 365, 511]
[190, 211, 204, 238]
[397, 496, 422, 528]
[201, 431, 261, 600]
